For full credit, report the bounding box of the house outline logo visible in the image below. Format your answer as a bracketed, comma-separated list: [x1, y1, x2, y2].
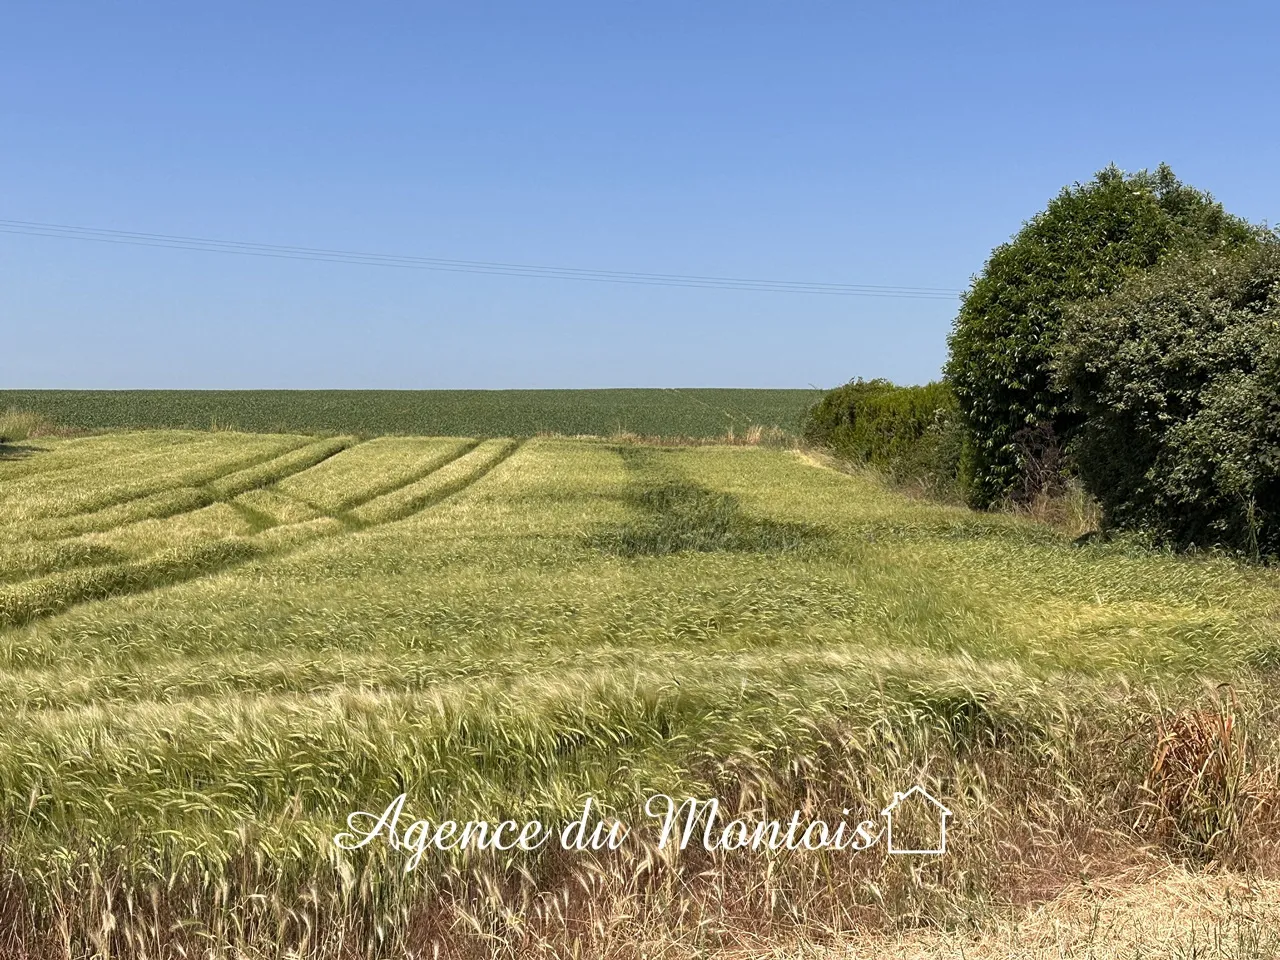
[880, 786, 952, 855]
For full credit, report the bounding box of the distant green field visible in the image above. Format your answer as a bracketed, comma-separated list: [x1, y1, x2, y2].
[0, 388, 819, 437]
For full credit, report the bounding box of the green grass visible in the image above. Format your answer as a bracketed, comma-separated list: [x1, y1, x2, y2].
[2, 430, 1279, 957]
[0, 388, 819, 437]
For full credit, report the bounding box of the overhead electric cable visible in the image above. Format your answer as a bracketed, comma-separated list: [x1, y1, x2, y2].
[0, 218, 961, 300]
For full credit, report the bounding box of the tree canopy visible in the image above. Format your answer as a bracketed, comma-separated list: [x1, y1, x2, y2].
[945, 164, 1254, 507]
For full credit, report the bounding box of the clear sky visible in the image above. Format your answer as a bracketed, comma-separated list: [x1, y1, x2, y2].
[3, 2, 1278, 389]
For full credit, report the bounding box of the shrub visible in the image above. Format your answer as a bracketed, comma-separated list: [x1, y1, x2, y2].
[946, 164, 1255, 508]
[1055, 241, 1280, 557]
[803, 379, 962, 492]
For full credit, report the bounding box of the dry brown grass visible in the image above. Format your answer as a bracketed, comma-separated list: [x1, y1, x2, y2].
[1136, 692, 1280, 870]
[748, 867, 1280, 959]
[1005, 479, 1103, 540]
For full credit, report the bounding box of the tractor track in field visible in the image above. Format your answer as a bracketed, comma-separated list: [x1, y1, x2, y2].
[0, 435, 319, 524]
[6, 437, 363, 544]
[0, 439, 524, 630]
[342, 438, 521, 527]
[280, 438, 483, 519]
[0, 435, 463, 583]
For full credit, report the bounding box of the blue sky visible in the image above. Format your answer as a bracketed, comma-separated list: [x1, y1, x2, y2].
[3, 2, 1278, 389]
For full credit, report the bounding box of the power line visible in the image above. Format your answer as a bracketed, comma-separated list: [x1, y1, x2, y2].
[0, 218, 962, 300]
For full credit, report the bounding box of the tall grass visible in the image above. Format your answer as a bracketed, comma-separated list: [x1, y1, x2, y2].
[0, 407, 54, 444]
[1, 433, 1279, 956]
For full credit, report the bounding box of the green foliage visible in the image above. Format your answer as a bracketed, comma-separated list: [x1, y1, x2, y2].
[946, 164, 1256, 507]
[1056, 241, 1280, 558]
[0, 389, 815, 439]
[803, 379, 962, 491]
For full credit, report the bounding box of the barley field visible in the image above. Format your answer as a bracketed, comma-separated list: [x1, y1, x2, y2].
[3, 429, 1280, 958]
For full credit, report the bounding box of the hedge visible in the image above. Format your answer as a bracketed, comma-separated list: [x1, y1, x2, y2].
[803, 379, 961, 491]
[1056, 241, 1280, 557]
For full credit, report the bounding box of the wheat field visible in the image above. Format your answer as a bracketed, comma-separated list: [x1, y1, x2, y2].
[3, 430, 1280, 957]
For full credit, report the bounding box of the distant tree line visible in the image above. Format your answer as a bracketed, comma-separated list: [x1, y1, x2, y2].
[804, 164, 1280, 559]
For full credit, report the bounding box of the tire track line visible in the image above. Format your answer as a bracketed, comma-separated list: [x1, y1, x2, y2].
[10, 437, 362, 543]
[0, 439, 524, 629]
[3, 435, 315, 524]
[342, 439, 519, 527]
[277, 438, 483, 521]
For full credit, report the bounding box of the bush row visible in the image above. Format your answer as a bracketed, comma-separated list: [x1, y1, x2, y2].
[802, 379, 962, 495]
[810, 164, 1279, 559]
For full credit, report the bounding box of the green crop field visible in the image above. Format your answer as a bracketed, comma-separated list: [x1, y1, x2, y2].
[3, 429, 1280, 958]
[0, 388, 819, 438]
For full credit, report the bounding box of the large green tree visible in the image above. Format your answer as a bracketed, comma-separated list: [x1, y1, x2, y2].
[1055, 241, 1280, 556]
[945, 164, 1254, 507]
